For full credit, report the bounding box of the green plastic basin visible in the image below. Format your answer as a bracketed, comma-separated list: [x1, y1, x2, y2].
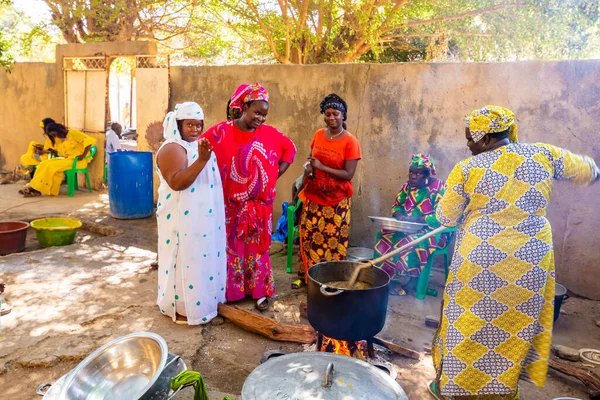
[30, 217, 82, 247]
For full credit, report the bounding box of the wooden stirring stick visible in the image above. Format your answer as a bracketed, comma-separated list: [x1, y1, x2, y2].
[346, 225, 449, 288]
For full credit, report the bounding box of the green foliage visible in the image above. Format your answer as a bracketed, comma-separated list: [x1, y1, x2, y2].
[204, 0, 600, 64]
[0, 0, 13, 71]
[4, 0, 598, 65]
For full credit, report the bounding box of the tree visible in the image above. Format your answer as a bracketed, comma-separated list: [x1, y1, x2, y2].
[44, 0, 201, 43]
[207, 0, 600, 64]
[0, 0, 15, 71]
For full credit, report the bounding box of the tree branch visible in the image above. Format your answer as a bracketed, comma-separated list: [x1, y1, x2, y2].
[383, 3, 527, 34]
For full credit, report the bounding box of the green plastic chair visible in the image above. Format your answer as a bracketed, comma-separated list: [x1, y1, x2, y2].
[286, 198, 302, 273]
[65, 145, 96, 197]
[415, 226, 457, 300]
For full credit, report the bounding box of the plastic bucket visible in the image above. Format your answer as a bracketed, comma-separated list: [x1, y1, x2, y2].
[108, 151, 154, 219]
[30, 218, 82, 247]
[554, 283, 568, 322]
[0, 221, 29, 255]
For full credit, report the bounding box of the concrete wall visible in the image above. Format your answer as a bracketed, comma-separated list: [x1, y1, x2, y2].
[169, 61, 600, 299]
[0, 63, 63, 172]
[1, 57, 598, 298]
[0, 63, 106, 188]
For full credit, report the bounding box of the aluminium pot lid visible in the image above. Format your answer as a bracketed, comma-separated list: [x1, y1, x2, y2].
[241, 352, 408, 400]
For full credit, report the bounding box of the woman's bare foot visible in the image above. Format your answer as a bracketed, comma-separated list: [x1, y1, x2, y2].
[21, 187, 41, 197]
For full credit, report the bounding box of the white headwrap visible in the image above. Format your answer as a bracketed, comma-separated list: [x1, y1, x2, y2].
[162, 102, 205, 146]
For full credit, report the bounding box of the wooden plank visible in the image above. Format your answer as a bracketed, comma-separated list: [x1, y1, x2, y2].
[372, 337, 422, 361]
[548, 358, 600, 398]
[217, 303, 317, 344]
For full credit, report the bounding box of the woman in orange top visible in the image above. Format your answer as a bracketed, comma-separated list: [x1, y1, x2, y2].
[294, 94, 362, 288]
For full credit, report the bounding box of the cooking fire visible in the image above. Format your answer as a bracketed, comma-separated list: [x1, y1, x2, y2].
[317, 333, 374, 360]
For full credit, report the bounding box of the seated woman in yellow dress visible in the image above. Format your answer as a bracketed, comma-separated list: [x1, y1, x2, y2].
[21, 123, 97, 197]
[19, 118, 60, 177]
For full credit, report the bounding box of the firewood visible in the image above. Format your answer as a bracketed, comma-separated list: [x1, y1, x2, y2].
[217, 303, 317, 344]
[372, 337, 422, 361]
[548, 358, 600, 398]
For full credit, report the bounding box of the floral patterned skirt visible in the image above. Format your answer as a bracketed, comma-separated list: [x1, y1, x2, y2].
[226, 246, 274, 302]
[298, 198, 351, 283]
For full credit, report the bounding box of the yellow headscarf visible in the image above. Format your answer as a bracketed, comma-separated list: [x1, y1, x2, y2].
[465, 105, 518, 143]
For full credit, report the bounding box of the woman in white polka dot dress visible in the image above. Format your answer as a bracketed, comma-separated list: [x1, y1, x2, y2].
[156, 102, 227, 325]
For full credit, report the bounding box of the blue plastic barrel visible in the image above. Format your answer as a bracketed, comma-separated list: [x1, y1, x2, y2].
[108, 151, 154, 219]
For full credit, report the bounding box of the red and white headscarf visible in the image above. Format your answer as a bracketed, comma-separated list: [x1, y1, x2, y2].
[227, 83, 269, 119]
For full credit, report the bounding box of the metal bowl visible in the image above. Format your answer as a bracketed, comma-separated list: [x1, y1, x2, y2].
[39, 353, 186, 400]
[59, 332, 168, 400]
[347, 247, 374, 262]
[369, 216, 427, 234]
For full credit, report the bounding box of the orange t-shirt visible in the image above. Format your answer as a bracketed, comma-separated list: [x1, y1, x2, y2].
[304, 128, 362, 206]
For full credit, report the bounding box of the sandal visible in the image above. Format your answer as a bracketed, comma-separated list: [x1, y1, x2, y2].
[256, 297, 269, 311]
[1, 302, 12, 316]
[21, 187, 41, 197]
[291, 279, 305, 289]
[389, 286, 407, 296]
[174, 313, 188, 325]
[427, 380, 443, 400]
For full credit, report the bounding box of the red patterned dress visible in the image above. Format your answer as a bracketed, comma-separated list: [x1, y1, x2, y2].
[202, 121, 296, 301]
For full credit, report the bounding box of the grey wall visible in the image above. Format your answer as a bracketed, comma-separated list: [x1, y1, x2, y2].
[2, 58, 597, 298]
[170, 61, 600, 299]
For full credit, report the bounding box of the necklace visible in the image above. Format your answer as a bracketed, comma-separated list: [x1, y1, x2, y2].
[328, 128, 345, 139]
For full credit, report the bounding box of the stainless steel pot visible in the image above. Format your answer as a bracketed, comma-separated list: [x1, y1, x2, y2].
[37, 352, 187, 400]
[241, 352, 408, 400]
[57, 332, 169, 399]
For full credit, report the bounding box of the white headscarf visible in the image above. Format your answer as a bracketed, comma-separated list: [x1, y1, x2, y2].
[162, 102, 205, 147]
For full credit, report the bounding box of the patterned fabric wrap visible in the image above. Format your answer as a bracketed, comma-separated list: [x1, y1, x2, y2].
[374, 179, 446, 277]
[155, 132, 226, 325]
[432, 142, 598, 397]
[202, 120, 296, 301]
[410, 153, 437, 176]
[465, 105, 518, 143]
[319, 93, 348, 121]
[298, 198, 351, 282]
[228, 83, 269, 118]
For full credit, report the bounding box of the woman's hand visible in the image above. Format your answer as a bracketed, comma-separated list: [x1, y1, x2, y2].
[308, 157, 323, 171]
[198, 138, 212, 162]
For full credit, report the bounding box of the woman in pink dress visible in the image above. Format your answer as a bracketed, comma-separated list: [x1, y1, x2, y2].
[202, 83, 296, 310]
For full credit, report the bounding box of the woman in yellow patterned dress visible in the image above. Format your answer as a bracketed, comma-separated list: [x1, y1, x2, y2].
[21, 123, 97, 197]
[428, 106, 599, 400]
[19, 118, 60, 177]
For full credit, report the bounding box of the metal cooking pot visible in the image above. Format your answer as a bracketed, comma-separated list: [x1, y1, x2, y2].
[58, 332, 169, 400]
[241, 352, 408, 400]
[307, 261, 390, 341]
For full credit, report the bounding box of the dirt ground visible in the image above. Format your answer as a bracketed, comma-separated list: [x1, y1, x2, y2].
[1, 183, 599, 400]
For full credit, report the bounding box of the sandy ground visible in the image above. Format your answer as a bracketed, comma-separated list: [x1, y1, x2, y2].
[1, 183, 599, 399]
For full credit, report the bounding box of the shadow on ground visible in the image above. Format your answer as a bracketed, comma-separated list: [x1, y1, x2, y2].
[1, 183, 599, 399]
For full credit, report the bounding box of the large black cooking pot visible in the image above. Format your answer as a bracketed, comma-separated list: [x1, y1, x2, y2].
[307, 261, 390, 341]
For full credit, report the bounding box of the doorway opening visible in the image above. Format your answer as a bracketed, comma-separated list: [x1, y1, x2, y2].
[108, 57, 137, 151]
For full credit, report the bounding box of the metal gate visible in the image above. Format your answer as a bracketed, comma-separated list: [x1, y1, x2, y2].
[63, 56, 108, 133]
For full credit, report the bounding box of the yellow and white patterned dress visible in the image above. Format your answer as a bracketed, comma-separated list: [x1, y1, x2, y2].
[432, 142, 597, 398]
